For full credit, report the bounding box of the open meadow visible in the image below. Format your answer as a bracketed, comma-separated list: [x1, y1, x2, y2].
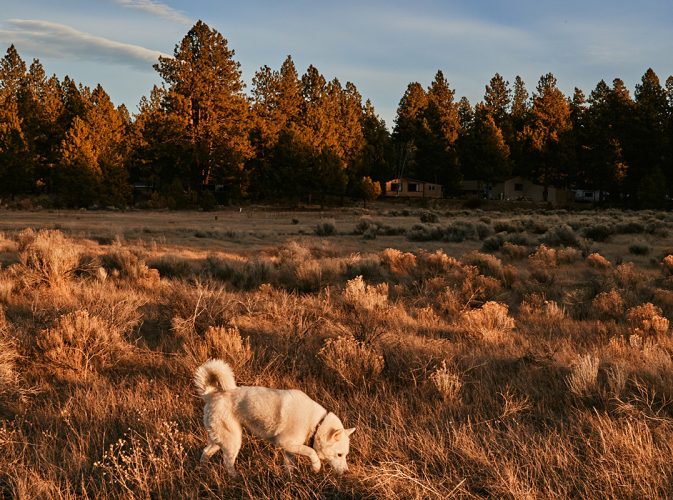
[2, 204, 673, 498]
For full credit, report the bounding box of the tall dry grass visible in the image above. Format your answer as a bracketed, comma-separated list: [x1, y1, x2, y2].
[1, 214, 673, 498]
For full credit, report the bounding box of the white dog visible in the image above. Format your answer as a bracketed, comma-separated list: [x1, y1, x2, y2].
[194, 359, 355, 476]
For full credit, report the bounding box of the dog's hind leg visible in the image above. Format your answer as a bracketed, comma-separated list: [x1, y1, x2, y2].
[215, 422, 243, 477]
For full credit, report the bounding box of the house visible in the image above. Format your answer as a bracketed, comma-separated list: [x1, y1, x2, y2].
[459, 179, 492, 198]
[384, 178, 443, 198]
[490, 176, 570, 205]
[572, 189, 604, 203]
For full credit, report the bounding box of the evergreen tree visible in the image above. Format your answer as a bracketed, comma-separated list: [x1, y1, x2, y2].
[484, 73, 511, 128]
[633, 69, 668, 204]
[154, 20, 252, 196]
[0, 45, 28, 195]
[519, 73, 572, 199]
[56, 116, 100, 206]
[458, 103, 510, 183]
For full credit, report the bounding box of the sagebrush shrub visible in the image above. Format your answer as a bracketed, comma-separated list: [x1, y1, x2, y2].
[529, 244, 557, 268]
[16, 230, 93, 287]
[36, 310, 129, 372]
[416, 250, 462, 277]
[314, 219, 337, 236]
[458, 301, 515, 342]
[628, 242, 650, 256]
[542, 224, 579, 247]
[318, 335, 384, 387]
[626, 303, 669, 336]
[380, 248, 416, 276]
[181, 324, 252, 370]
[592, 290, 625, 320]
[587, 252, 611, 269]
[662, 255, 673, 275]
[501, 242, 528, 260]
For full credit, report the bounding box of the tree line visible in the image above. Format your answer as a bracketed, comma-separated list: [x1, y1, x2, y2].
[1, 20, 672, 208]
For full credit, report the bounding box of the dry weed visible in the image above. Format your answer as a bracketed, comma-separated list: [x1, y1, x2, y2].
[318, 335, 384, 387]
[567, 354, 600, 397]
[429, 360, 462, 407]
[94, 421, 186, 497]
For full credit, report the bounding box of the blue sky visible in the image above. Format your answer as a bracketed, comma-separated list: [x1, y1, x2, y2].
[1, 1, 672, 127]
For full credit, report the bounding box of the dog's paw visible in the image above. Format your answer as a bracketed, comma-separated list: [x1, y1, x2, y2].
[311, 461, 321, 473]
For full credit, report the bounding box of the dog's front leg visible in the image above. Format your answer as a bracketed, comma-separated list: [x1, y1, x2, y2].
[282, 444, 321, 472]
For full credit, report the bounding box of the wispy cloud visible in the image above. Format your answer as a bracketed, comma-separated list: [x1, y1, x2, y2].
[0, 19, 169, 71]
[113, 0, 191, 25]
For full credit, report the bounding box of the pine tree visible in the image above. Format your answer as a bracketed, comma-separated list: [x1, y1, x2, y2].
[0, 45, 28, 195]
[459, 103, 510, 184]
[56, 116, 101, 206]
[519, 73, 572, 199]
[633, 69, 668, 204]
[154, 20, 252, 197]
[484, 73, 510, 128]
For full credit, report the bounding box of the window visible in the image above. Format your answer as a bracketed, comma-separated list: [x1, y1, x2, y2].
[584, 192, 593, 198]
[407, 183, 418, 192]
[390, 183, 401, 192]
[514, 183, 524, 191]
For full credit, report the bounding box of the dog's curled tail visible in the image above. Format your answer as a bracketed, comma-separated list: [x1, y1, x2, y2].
[194, 359, 237, 397]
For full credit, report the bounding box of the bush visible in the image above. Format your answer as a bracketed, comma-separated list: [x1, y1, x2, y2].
[626, 303, 669, 336]
[314, 219, 337, 236]
[36, 310, 130, 373]
[628, 242, 650, 255]
[583, 224, 615, 242]
[457, 301, 515, 342]
[481, 234, 504, 252]
[380, 248, 416, 276]
[542, 224, 579, 247]
[501, 242, 528, 260]
[406, 223, 443, 241]
[586, 252, 611, 269]
[591, 290, 624, 320]
[181, 325, 252, 370]
[419, 211, 439, 223]
[15, 229, 94, 287]
[318, 336, 384, 387]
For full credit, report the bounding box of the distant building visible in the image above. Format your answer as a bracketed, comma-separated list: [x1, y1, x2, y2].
[384, 178, 443, 198]
[572, 189, 604, 203]
[491, 176, 570, 205]
[459, 179, 491, 198]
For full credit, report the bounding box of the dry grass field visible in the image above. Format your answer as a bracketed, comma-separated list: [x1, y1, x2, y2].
[2, 204, 673, 498]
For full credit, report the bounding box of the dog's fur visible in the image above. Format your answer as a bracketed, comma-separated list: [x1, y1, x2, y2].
[194, 359, 355, 475]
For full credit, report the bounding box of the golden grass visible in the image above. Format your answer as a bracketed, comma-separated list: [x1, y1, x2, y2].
[2, 207, 673, 498]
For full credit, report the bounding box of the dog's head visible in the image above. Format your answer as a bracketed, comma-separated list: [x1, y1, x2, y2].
[315, 426, 355, 475]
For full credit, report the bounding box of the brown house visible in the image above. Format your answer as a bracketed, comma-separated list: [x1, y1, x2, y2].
[491, 176, 571, 205]
[384, 178, 443, 198]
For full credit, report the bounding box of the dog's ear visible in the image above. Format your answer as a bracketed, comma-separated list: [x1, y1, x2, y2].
[345, 427, 356, 436]
[329, 428, 344, 441]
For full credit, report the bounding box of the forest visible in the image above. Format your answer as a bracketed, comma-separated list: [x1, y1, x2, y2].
[1, 20, 672, 208]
